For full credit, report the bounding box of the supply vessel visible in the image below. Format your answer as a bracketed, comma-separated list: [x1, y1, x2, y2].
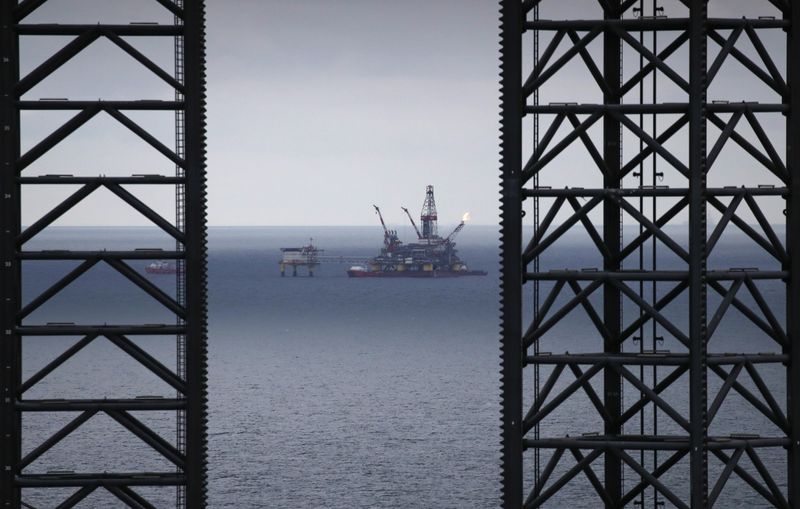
[347, 186, 487, 278]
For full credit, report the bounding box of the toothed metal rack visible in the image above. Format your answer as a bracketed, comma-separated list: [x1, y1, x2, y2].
[173, 1, 188, 507]
[501, 1, 800, 507]
[0, 1, 208, 508]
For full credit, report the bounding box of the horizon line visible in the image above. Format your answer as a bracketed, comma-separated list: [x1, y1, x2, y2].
[23, 222, 788, 229]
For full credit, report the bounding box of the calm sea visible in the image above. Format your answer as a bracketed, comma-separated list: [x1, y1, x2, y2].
[17, 226, 788, 508]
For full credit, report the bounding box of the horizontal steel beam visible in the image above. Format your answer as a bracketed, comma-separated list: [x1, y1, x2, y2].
[524, 18, 788, 31]
[523, 187, 687, 198]
[525, 270, 688, 281]
[16, 24, 183, 36]
[525, 353, 788, 366]
[523, 436, 791, 451]
[16, 398, 185, 412]
[19, 175, 184, 184]
[19, 250, 184, 260]
[525, 18, 690, 31]
[524, 103, 688, 114]
[18, 100, 184, 110]
[525, 103, 787, 114]
[524, 270, 786, 281]
[522, 187, 788, 198]
[16, 325, 186, 336]
[16, 473, 185, 488]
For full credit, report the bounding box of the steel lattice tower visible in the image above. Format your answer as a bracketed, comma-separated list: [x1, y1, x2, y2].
[501, 0, 800, 507]
[421, 184, 439, 239]
[0, 1, 208, 507]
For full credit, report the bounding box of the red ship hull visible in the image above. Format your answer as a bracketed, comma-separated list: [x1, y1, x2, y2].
[347, 269, 487, 278]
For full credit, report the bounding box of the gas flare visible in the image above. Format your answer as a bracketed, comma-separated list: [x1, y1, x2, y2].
[462, 212, 471, 223]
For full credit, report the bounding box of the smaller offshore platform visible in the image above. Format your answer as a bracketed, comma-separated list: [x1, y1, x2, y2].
[348, 185, 486, 277]
[279, 240, 321, 277]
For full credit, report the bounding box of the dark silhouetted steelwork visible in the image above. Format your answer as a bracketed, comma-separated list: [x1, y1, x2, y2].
[501, 1, 798, 507]
[499, 0, 524, 506]
[0, 1, 208, 507]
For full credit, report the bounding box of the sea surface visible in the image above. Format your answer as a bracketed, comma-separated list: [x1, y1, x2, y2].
[16, 226, 790, 508]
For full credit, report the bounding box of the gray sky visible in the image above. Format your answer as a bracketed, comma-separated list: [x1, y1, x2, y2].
[206, 0, 500, 227]
[18, 0, 788, 227]
[20, 0, 499, 227]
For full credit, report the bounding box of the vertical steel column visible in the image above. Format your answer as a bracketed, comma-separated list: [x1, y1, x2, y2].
[688, 0, 709, 507]
[174, 3, 188, 507]
[603, 2, 623, 506]
[183, 2, 209, 507]
[499, 0, 523, 507]
[0, 2, 20, 507]
[787, 1, 800, 505]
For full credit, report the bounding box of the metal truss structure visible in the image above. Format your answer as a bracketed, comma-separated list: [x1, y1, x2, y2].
[0, 1, 208, 507]
[501, 0, 799, 507]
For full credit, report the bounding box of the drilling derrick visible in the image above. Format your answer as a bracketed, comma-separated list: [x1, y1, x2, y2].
[420, 185, 439, 240]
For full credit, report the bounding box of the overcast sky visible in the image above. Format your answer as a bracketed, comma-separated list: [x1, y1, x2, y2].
[19, 0, 499, 227]
[18, 0, 788, 227]
[206, 0, 502, 227]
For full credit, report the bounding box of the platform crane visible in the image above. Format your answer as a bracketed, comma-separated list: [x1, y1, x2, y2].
[401, 206, 422, 239]
[444, 212, 470, 243]
[374, 205, 389, 245]
[445, 222, 465, 243]
[374, 205, 400, 250]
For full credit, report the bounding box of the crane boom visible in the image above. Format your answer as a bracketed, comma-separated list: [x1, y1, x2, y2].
[401, 206, 422, 239]
[374, 205, 392, 247]
[445, 221, 466, 242]
[374, 205, 388, 233]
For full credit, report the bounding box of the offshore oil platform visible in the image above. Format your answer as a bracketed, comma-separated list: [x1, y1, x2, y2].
[278, 186, 486, 278]
[347, 185, 486, 278]
[279, 241, 321, 277]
